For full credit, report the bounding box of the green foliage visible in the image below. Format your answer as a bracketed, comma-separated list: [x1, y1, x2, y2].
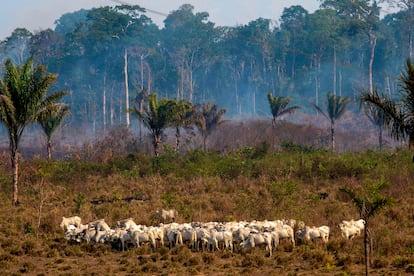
[361, 59, 414, 147]
[280, 141, 316, 153]
[73, 193, 85, 213]
[267, 93, 300, 126]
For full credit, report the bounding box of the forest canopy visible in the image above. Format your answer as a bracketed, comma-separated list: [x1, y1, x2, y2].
[0, 1, 412, 133]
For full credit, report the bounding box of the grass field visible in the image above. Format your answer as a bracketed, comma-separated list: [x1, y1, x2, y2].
[0, 137, 413, 275]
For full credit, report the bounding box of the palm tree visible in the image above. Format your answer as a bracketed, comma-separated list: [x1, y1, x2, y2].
[38, 104, 70, 159]
[194, 103, 226, 151]
[267, 93, 300, 127]
[361, 59, 414, 148]
[340, 179, 391, 276]
[0, 58, 68, 206]
[360, 88, 387, 151]
[312, 92, 351, 153]
[169, 99, 194, 152]
[130, 93, 173, 156]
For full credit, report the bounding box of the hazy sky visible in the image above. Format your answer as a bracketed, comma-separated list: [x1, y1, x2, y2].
[0, 0, 322, 40]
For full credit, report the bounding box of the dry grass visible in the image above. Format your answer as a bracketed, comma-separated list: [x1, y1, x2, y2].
[0, 118, 412, 275]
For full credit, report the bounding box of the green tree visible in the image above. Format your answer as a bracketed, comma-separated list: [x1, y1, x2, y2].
[312, 92, 352, 152]
[362, 59, 414, 148]
[267, 93, 300, 127]
[194, 103, 226, 151]
[130, 93, 173, 156]
[380, 0, 414, 58]
[320, 0, 380, 94]
[162, 4, 216, 103]
[38, 104, 70, 159]
[3, 28, 32, 64]
[360, 88, 387, 150]
[168, 99, 194, 152]
[340, 178, 391, 276]
[280, 5, 309, 79]
[0, 58, 68, 205]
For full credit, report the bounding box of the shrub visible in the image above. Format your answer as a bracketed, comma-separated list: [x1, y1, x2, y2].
[406, 264, 414, 274]
[202, 253, 215, 264]
[21, 240, 37, 255]
[371, 257, 389, 268]
[140, 262, 160, 273]
[241, 253, 266, 268]
[301, 248, 335, 269]
[19, 261, 36, 273]
[392, 256, 410, 268]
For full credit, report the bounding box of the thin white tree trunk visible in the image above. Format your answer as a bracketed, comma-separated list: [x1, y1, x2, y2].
[124, 48, 130, 127]
[103, 74, 106, 132]
[368, 30, 377, 95]
[333, 46, 337, 96]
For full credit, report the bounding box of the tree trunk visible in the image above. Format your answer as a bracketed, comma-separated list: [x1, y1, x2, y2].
[103, 73, 107, 132]
[203, 135, 207, 151]
[409, 25, 413, 58]
[47, 138, 52, 160]
[176, 127, 181, 152]
[409, 132, 414, 153]
[364, 223, 369, 276]
[333, 46, 337, 96]
[124, 48, 130, 127]
[331, 121, 335, 153]
[368, 30, 377, 95]
[378, 125, 383, 152]
[153, 134, 161, 157]
[11, 144, 19, 206]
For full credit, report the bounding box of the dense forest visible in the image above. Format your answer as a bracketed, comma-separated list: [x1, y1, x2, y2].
[0, 0, 413, 144]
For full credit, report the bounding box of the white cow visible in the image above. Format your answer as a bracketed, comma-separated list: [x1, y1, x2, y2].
[60, 216, 82, 231]
[88, 219, 111, 232]
[156, 209, 178, 223]
[296, 225, 330, 244]
[129, 229, 156, 249]
[179, 227, 198, 250]
[116, 218, 139, 231]
[208, 229, 233, 252]
[339, 219, 365, 240]
[274, 224, 295, 247]
[240, 232, 273, 257]
[110, 228, 132, 251]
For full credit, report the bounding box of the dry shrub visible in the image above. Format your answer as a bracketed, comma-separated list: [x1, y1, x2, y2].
[301, 247, 335, 269]
[46, 249, 59, 258]
[241, 253, 266, 268]
[21, 239, 38, 256]
[392, 256, 410, 269]
[202, 252, 215, 264]
[185, 255, 201, 267]
[0, 253, 15, 269]
[170, 245, 192, 264]
[371, 257, 389, 269]
[140, 262, 160, 273]
[62, 245, 83, 257]
[19, 261, 36, 273]
[406, 264, 414, 274]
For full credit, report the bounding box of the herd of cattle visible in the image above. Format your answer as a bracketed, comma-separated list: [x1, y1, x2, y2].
[60, 209, 366, 256]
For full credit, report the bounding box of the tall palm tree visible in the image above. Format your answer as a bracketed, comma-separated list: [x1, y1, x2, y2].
[194, 103, 226, 151]
[362, 59, 414, 148]
[38, 104, 70, 159]
[360, 88, 387, 151]
[267, 93, 300, 127]
[0, 58, 68, 206]
[169, 99, 194, 152]
[312, 92, 352, 153]
[130, 93, 173, 156]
